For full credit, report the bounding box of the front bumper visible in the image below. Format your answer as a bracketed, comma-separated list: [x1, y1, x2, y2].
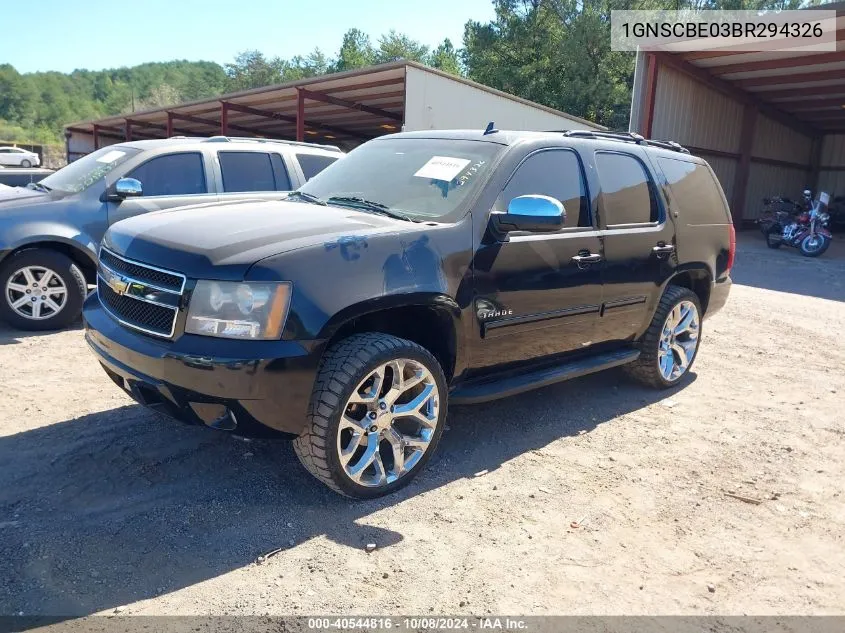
[705, 275, 732, 319]
[83, 293, 323, 437]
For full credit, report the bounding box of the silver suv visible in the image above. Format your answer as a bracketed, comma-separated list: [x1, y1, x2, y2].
[0, 136, 342, 331]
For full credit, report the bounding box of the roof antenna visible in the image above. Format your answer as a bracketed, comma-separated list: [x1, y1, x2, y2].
[483, 121, 498, 135]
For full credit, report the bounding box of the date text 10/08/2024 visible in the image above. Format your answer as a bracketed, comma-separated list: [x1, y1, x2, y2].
[306, 617, 529, 630]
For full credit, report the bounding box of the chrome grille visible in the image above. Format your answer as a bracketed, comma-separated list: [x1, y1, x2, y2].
[100, 248, 184, 292]
[97, 248, 185, 338]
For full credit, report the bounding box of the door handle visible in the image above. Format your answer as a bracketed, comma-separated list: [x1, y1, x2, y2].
[652, 244, 675, 258]
[571, 253, 602, 265]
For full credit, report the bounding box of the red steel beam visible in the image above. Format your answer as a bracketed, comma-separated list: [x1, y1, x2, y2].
[168, 111, 258, 136]
[299, 88, 403, 121]
[67, 126, 123, 141]
[167, 111, 174, 137]
[167, 79, 407, 118]
[762, 84, 845, 100]
[221, 102, 229, 135]
[730, 103, 758, 229]
[708, 51, 845, 76]
[735, 69, 845, 89]
[641, 53, 659, 138]
[223, 101, 371, 140]
[809, 135, 823, 193]
[800, 112, 845, 121]
[126, 118, 166, 131]
[92, 124, 100, 150]
[124, 120, 132, 141]
[780, 97, 845, 111]
[681, 27, 845, 62]
[128, 118, 200, 137]
[296, 89, 305, 142]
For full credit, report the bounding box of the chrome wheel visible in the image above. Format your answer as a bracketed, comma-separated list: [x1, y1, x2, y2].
[338, 358, 440, 488]
[802, 235, 824, 253]
[5, 266, 68, 321]
[658, 300, 699, 382]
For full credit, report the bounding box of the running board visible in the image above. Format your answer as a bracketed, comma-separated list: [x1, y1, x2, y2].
[450, 348, 640, 405]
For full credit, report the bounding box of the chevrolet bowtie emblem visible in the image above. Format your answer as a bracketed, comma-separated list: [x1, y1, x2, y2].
[105, 270, 129, 295]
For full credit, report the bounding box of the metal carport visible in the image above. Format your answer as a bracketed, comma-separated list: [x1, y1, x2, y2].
[629, 4, 845, 227]
[65, 60, 602, 161]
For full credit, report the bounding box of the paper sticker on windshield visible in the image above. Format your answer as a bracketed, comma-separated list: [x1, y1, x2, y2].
[96, 150, 126, 164]
[414, 156, 471, 182]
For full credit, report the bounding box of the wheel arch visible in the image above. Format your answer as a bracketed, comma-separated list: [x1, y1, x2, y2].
[1, 237, 98, 285]
[318, 293, 463, 383]
[665, 265, 712, 314]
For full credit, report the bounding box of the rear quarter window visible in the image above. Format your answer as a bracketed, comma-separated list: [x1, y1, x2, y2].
[657, 157, 730, 225]
[296, 153, 339, 181]
[594, 152, 660, 226]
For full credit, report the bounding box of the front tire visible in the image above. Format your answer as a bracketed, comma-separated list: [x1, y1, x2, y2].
[799, 234, 830, 257]
[294, 333, 448, 499]
[0, 249, 87, 331]
[20, 159, 32, 168]
[624, 286, 702, 389]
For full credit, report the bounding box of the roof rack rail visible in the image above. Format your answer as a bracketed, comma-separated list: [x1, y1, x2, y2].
[203, 135, 342, 152]
[557, 130, 690, 154]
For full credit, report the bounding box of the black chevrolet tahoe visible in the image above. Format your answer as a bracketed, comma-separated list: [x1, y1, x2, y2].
[83, 129, 734, 498]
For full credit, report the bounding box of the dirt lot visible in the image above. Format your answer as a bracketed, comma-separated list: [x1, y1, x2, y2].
[1, 234, 843, 617]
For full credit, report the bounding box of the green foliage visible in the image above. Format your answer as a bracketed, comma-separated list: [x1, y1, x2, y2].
[429, 39, 463, 75]
[376, 30, 430, 63]
[334, 29, 378, 72]
[222, 29, 461, 89]
[0, 60, 228, 143]
[462, 0, 825, 130]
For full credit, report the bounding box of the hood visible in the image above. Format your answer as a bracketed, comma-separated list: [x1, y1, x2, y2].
[103, 199, 409, 281]
[0, 188, 55, 209]
[0, 185, 43, 201]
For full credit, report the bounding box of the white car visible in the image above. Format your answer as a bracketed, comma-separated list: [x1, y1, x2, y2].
[0, 147, 40, 168]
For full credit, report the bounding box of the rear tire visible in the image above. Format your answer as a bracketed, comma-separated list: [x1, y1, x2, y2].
[294, 332, 448, 499]
[624, 286, 702, 389]
[0, 249, 87, 331]
[766, 230, 782, 249]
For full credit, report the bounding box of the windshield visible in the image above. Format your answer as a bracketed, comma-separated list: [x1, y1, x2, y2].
[298, 138, 503, 221]
[40, 145, 141, 194]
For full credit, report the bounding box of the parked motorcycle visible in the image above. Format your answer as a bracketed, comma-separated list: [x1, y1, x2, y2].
[765, 192, 832, 257]
[758, 190, 812, 237]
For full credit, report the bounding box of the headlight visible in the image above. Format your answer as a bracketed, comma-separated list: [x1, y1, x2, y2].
[186, 281, 291, 340]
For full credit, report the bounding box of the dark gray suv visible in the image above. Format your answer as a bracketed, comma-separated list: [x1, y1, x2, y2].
[0, 136, 342, 331]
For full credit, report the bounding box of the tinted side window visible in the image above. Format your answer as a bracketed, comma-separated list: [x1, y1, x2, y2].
[296, 153, 339, 181]
[657, 157, 727, 225]
[595, 152, 659, 225]
[127, 152, 207, 197]
[219, 151, 290, 192]
[496, 149, 590, 228]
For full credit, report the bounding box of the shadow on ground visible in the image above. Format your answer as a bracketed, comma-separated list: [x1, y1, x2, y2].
[0, 369, 694, 617]
[0, 321, 83, 346]
[731, 232, 845, 302]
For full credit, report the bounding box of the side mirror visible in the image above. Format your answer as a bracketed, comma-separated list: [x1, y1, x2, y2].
[112, 177, 143, 200]
[491, 195, 564, 233]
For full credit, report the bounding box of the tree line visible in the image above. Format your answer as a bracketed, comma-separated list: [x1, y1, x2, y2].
[0, 0, 817, 145]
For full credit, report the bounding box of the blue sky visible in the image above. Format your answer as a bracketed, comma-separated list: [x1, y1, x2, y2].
[2, 0, 496, 74]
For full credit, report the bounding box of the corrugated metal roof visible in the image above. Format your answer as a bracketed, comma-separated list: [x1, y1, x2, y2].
[65, 61, 602, 146]
[674, 10, 845, 133]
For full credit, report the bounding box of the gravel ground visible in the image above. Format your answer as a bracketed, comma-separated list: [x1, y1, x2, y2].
[0, 234, 843, 617]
